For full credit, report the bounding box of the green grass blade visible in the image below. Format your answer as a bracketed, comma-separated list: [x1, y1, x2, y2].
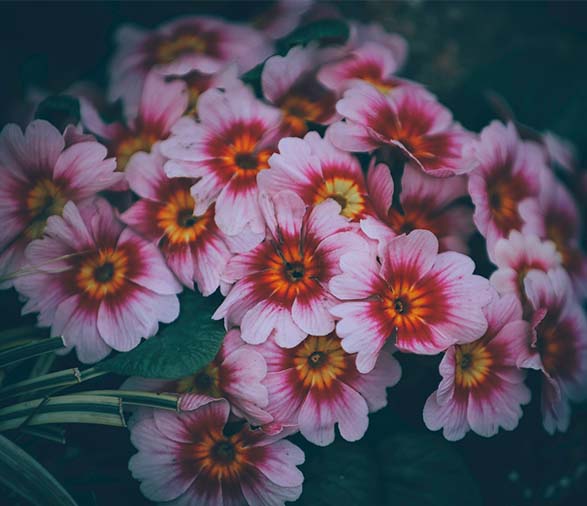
[83, 390, 181, 411]
[0, 337, 65, 368]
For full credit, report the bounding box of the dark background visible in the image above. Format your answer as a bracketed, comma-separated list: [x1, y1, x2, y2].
[1, 1, 586, 505]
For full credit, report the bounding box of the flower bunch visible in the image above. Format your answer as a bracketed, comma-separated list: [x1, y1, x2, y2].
[1, 3, 586, 505]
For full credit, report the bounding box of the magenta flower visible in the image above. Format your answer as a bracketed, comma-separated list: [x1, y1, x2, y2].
[261, 45, 338, 137]
[361, 161, 473, 254]
[129, 397, 304, 506]
[259, 132, 374, 221]
[327, 83, 469, 177]
[423, 293, 531, 441]
[14, 200, 181, 363]
[257, 332, 401, 446]
[80, 71, 188, 187]
[214, 190, 363, 348]
[109, 16, 271, 115]
[123, 329, 272, 425]
[519, 269, 587, 434]
[0, 120, 120, 287]
[330, 229, 491, 373]
[121, 145, 261, 293]
[466, 121, 546, 258]
[160, 84, 282, 236]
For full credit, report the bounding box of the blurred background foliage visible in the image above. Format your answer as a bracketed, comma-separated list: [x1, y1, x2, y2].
[0, 1, 586, 505]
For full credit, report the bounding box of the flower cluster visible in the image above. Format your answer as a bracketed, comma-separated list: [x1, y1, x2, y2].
[2, 3, 586, 506]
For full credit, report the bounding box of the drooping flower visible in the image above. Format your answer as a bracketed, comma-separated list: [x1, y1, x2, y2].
[161, 84, 282, 236]
[257, 332, 401, 446]
[213, 190, 363, 348]
[519, 269, 587, 434]
[466, 121, 546, 258]
[327, 83, 469, 177]
[109, 16, 272, 116]
[261, 45, 338, 137]
[361, 161, 473, 254]
[120, 145, 261, 293]
[0, 120, 120, 287]
[129, 397, 304, 506]
[14, 200, 181, 363]
[489, 230, 561, 302]
[330, 229, 491, 373]
[259, 132, 373, 221]
[123, 329, 272, 425]
[80, 71, 188, 187]
[423, 293, 531, 441]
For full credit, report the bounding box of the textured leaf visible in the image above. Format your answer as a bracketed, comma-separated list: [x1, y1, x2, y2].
[98, 291, 224, 380]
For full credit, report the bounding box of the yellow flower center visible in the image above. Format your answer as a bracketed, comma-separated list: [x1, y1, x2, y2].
[25, 179, 67, 239]
[292, 335, 348, 390]
[155, 34, 208, 64]
[76, 248, 128, 300]
[176, 363, 222, 398]
[314, 177, 364, 219]
[454, 341, 493, 389]
[115, 133, 159, 172]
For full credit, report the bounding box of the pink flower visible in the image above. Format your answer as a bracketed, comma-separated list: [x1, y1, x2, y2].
[259, 132, 373, 221]
[466, 121, 547, 258]
[489, 230, 561, 302]
[123, 329, 272, 425]
[542, 131, 578, 173]
[14, 200, 181, 363]
[109, 16, 272, 116]
[330, 229, 491, 373]
[160, 84, 282, 236]
[347, 21, 408, 70]
[253, 0, 314, 39]
[423, 293, 531, 441]
[261, 45, 338, 137]
[519, 269, 587, 434]
[361, 161, 473, 254]
[120, 145, 261, 293]
[0, 120, 120, 287]
[213, 190, 363, 348]
[80, 71, 188, 187]
[327, 83, 469, 177]
[257, 332, 401, 446]
[129, 397, 304, 506]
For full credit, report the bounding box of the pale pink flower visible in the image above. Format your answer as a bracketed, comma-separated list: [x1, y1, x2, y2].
[327, 83, 469, 177]
[347, 21, 408, 70]
[542, 131, 578, 173]
[129, 397, 304, 505]
[0, 120, 120, 287]
[254, 0, 314, 39]
[330, 229, 491, 373]
[213, 190, 363, 348]
[160, 84, 282, 236]
[361, 161, 473, 254]
[257, 333, 401, 446]
[423, 293, 531, 441]
[14, 200, 181, 363]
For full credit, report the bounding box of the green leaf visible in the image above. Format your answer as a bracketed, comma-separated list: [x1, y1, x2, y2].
[0, 433, 78, 505]
[295, 440, 380, 506]
[277, 19, 350, 54]
[378, 431, 482, 506]
[0, 337, 65, 368]
[34, 95, 81, 132]
[98, 291, 225, 380]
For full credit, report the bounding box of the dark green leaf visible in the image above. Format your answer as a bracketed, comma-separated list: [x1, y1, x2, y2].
[98, 291, 224, 380]
[378, 431, 482, 506]
[277, 19, 350, 54]
[34, 95, 81, 132]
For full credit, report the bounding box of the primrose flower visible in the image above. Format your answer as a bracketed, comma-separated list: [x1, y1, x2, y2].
[253, 0, 314, 39]
[161, 84, 282, 236]
[123, 329, 271, 425]
[327, 83, 469, 177]
[361, 161, 473, 254]
[121, 145, 262, 293]
[14, 200, 181, 363]
[261, 45, 338, 137]
[542, 131, 578, 173]
[347, 21, 408, 70]
[467, 121, 546, 258]
[258, 332, 401, 446]
[80, 71, 188, 188]
[423, 293, 531, 441]
[519, 269, 587, 434]
[109, 16, 272, 116]
[214, 190, 363, 348]
[259, 132, 373, 221]
[0, 120, 120, 287]
[129, 397, 304, 506]
[331, 229, 491, 373]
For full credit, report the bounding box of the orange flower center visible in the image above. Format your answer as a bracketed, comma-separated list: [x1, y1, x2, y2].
[115, 133, 159, 172]
[486, 176, 523, 232]
[454, 341, 493, 389]
[361, 75, 395, 94]
[25, 179, 67, 239]
[76, 248, 128, 300]
[382, 283, 434, 325]
[313, 177, 364, 219]
[280, 95, 323, 136]
[155, 34, 208, 64]
[191, 430, 248, 481]
[292, 335, 348, 389]
[224, 133, 271, 177]
[176, 363, 222, 398]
